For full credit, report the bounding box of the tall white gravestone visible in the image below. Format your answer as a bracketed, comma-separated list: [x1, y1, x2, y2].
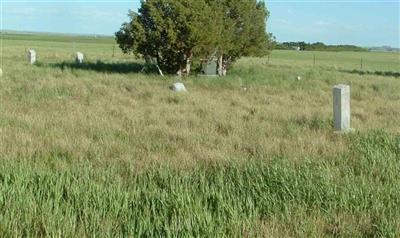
[27, 49, 36, 64]
[333, 84, 352, 132]
[75, 52, 84, 64]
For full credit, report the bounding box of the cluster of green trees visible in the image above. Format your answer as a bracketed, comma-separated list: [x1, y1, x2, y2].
[275, 41, 367, 52]
[116, 0, 273, 76]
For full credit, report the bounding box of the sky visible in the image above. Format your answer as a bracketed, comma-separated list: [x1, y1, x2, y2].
[1, 0, 399, 47]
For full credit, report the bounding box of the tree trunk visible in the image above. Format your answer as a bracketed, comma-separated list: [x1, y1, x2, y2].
[155, 53, 164, 77]
[218, 53, 223, 77]
[221, 56, 230, 76]
[156, 64, 164, 77]
[185, 51, 193, 76]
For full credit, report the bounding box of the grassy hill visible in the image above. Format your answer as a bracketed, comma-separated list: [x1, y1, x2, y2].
[0, 33, 399, 237]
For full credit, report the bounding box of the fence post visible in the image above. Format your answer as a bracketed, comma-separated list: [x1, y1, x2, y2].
[112, 44, 115, 58]
[360, 57, 363, 70]
[313, 55, 316, 66]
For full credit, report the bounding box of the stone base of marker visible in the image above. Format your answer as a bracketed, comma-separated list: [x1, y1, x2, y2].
[333, 128, 355, 134]
[333, 84, 354, 133]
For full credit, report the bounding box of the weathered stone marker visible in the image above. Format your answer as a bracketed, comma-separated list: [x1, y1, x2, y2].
[75, 52, 84, 64]
[333, 84, 352, 132]
[170, 83, 187, 92]
[27, 49, 36, 64]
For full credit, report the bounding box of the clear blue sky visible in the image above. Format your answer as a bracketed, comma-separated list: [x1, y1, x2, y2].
[1, 0, 399, 47]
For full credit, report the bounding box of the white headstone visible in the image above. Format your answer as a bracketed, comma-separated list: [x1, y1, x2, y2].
[75, 52, 85, 64]
[0, 68, 2, 77]
[75, 52, 84, 64]
[170, 83, 187, 92]
[333, 84, 351, 132]
[27, 49, 36, 64]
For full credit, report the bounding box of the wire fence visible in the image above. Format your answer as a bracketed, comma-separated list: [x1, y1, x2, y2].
[266, 52, 400, 74]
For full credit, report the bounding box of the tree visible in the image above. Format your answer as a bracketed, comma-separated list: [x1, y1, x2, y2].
[116, 0, 272, 76]
[207, 0, 272, 75]
[116, 0, 217, 75]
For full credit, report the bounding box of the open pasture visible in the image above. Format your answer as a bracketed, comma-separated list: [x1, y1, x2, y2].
[0, 33, 399, 237]
[269, 49, 400, 72]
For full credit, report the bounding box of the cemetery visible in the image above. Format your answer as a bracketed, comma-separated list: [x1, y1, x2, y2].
[0, 31, 398, 236]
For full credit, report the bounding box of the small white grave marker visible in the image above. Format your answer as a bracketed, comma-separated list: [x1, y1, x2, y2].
[333, 84, 353, 132]
[75, 52, 84, 64]
[0, 68, 3, 77]
[27, 49, 36, 64]
[170, 83, 187, 92]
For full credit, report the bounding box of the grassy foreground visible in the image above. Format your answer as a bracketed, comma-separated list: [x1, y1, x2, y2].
[1, 131, 399, 237]
[0, 33, 399, 236]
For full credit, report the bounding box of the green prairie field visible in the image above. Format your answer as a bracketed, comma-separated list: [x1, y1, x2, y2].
[0, 33, 400, 237]
[270, 50, 400, 72]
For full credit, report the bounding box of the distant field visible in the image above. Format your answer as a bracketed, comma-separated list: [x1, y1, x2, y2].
[1, 33, 126, 64]
[270, 50, 400, 72]
[0, 33, 399, 237]
[2, 33, 399, 72]
[2, 32, 115, 44]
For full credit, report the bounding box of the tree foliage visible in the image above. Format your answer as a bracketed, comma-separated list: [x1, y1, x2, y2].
[116, 0, 272, 75]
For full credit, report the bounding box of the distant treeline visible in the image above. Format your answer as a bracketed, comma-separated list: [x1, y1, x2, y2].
[275, 42, 368, 52]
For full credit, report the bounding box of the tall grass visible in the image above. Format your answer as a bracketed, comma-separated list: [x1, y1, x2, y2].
[0, 131, 399, 237]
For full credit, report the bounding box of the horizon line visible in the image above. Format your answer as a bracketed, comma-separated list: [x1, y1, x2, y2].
[1, 29, 399, 49]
